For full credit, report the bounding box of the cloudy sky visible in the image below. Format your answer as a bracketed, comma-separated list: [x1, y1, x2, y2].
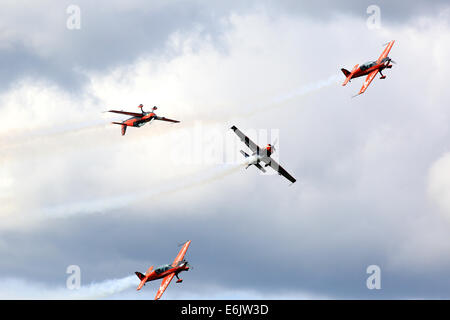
[1, 0, 450, 299]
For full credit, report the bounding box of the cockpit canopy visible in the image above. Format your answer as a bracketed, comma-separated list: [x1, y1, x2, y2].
[360, 61, 377, 71]
[154, 264, 172, 274]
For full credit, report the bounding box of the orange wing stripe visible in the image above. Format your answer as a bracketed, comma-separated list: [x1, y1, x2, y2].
[358, 69, 378, 95]
[377, 40, 395, 63]
[172, 240, 191, 267]
[155, 273, 175, 300]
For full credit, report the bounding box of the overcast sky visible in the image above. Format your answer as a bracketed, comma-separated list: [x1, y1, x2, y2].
[1, 0, 450, 299]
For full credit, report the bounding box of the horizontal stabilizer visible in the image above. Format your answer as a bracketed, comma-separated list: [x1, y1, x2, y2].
[342, 64, 359, 86]
[240, 150, 250, 158]
[254, 163, 266, 173]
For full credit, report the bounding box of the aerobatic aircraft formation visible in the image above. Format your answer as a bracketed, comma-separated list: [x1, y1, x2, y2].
[102, 41, 396, 299]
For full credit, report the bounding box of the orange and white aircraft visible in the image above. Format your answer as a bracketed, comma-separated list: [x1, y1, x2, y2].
[108, 104, 180, 135]
[135, 240, 192, 300]
[341, 40, 396, 96]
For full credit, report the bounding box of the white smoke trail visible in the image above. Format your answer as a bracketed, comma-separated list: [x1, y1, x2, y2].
[0, 74, 340, 150]
[270, 74, 341, 105]
[0, 120, 109, 151]
[0, 275, 139, 300]
[68, 275, 138, 300]
[238, 74, 341, 119]
[7, 75, 336, 222]
[40, 162, 247, 220]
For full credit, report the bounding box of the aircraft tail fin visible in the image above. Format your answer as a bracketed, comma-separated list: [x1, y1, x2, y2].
[111, 122, 127, 136]
[341, 68, 351, 77]
[135, 272, 145, 281]
[136, 266, 153, 291]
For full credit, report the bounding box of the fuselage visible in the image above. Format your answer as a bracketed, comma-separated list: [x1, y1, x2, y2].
[248, 145, 273, 165]
[123, 112, 156, 127]
[247, 154, 260, 165]
[145, 264, 189, 283]
[351, 59, 391, 79]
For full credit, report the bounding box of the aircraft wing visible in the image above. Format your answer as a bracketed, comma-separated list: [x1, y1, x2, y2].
[154, 273, 175, 300]
[231, 125, 261, 154]
[261, 157, 296, 184]
[108, 110, 143, 117]
[155, 116, 180, 123]
[172, 240, 191, 267]
[376, 40, 395, 64]
[357, 69, 378, 95]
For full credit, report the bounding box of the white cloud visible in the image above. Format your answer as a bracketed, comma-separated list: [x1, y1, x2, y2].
[428, 152, 450, 220]
[2, 6, 450, 298]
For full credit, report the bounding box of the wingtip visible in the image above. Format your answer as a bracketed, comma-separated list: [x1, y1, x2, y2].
[178, 240, 191, 247]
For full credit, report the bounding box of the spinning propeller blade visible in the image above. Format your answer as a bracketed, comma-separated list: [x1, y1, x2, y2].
[272, 137, 278, 153]
[386, 57, 396, 65]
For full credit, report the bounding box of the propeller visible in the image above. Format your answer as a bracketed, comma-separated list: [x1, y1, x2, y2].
[179, 259, 193, 270]
[385, 57, 396, 65]
[271, 137, 278, 153]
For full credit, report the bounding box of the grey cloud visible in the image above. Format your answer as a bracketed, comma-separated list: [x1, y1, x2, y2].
[0, 42, 88, 93]
[0, 0, 448, 93]
[1, 1, 450, 300]
[2, 190, 450, 299]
